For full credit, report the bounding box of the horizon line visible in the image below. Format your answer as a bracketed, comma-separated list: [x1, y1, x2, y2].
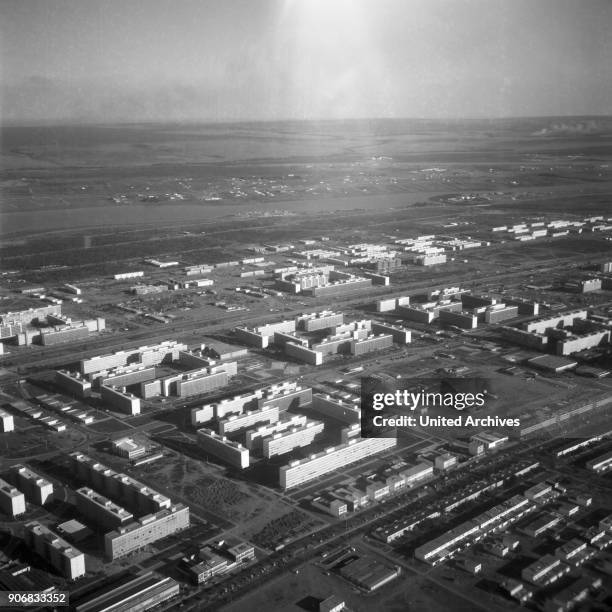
[2, 114, 612, 129]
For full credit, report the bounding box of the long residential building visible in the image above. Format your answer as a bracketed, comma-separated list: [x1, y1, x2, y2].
[262, 420, 325, 458]
[279, 437, 397, 489]
[9, 465, 53, 505]
[218, 405, 279, 436]
[68, 453, 171, 515]
[296, 311, 344, 332]
[75, 487, 134, 530]
[0, 478, 26, 517]
[523, 310, 588, 334]
[190, 381, 311, 425]
[196, 429, 250, 468]
[371, 322, 411, 344]
[104, 504, 189, 560]
[0, 305, 62, 327]
[80, 341, 187, 376]
[24, 522, 86, 579]
[245, 415, 308, 451]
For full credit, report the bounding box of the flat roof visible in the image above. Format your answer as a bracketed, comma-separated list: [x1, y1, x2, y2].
[527, 355, 577, 370]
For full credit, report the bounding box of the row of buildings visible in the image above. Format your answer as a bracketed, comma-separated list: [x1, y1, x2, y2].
[501, 309, 611, 356]
[0, 304, 105, 347]
[56, 340, 239, 414]
[68, 453, 190, 560]
[0, 465, 54, 517]
[235, 311, 410, 365]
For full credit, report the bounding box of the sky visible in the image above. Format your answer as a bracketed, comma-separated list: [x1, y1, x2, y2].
[1, 0, 611, 123]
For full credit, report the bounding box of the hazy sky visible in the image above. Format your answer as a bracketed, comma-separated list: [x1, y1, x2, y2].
[2, 0, 611, 123]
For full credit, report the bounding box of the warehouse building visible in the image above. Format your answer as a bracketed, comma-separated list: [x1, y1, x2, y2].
[338, 557, 400, 591]
[586, 450, 612, 473]
[527, 355, 577, 373]
[521, 554, 570, 586]
[73, 572, 179, 612]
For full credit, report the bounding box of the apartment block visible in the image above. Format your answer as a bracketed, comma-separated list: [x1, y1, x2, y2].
[55, 370, 92, 398]
[0, 478, 26, 517]
[371, 322, 411, 344]
[262, 420, 325, 458]
[245, 415, 308, 451]
[279, 437, 397, 489]
[285, 342, 323, 365]
[101, 385, 141, 415]
[80, 341, 186, 376]
[523, 310, 588, 334]
[350, 334, 393, 355]
[439, 309, 478, 329]
[218, 405, 279, 436]
[10, 465, 53, 505]
[75, 487, 134, 530]
[296, 311, 344, 332]
[0, 409, 15, 432]
[311, 393, 361, 424]
[104, 504, 189, 560]
[196, 429, 250, 469]
[24, 522, 86, 579]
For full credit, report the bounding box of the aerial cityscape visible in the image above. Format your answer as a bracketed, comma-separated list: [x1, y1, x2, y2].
[2, 1, 612, 611]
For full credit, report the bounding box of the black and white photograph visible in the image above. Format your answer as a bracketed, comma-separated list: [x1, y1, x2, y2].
[1, 1, 612, 611]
